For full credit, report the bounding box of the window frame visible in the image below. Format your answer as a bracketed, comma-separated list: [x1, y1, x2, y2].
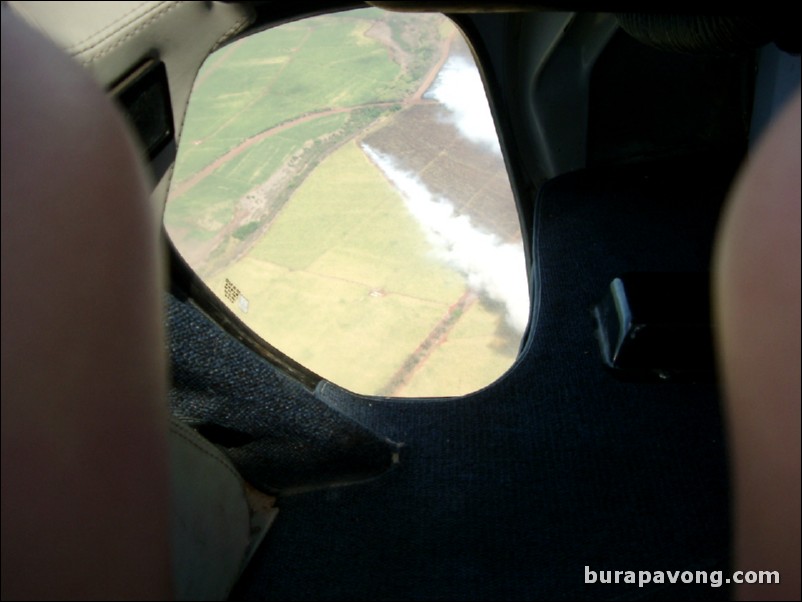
[164, 3, 534, 397]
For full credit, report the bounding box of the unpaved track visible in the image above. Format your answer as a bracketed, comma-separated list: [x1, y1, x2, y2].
[411, 29, 456, 102]
[170, 27, 454, 201]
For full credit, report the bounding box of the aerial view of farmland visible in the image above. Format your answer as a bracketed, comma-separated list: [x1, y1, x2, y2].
[164, 8, 529, 397]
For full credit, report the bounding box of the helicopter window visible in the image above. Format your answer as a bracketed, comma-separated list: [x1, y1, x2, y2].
[164, 8, 528, 397]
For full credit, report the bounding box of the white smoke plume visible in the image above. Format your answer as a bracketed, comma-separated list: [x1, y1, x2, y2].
[362, 145, 529, 333]
[426, 55, 502, 156]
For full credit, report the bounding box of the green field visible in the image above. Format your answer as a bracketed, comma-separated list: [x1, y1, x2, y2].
[166, 113, 350, 244]
[165, 8, 522, 397]
[209, 141, 517, 395]
[400, 300, 519, 397]
[171, 10, 434, 181]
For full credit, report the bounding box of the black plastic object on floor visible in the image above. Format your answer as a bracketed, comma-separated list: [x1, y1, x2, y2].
[224, 155, 734, 601]
[594, 272, 716, 382]
[166, 294, 400, 494]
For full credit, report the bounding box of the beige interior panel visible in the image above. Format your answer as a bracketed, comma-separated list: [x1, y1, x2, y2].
[7, 1, 255, 211]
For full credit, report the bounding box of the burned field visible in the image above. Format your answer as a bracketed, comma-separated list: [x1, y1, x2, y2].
[363, 102, 522, 246]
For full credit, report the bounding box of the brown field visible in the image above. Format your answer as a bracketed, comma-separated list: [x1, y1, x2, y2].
[363, 103, 523, 244]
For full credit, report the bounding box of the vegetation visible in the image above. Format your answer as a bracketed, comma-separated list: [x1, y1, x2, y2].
[232, 220, 262, 241]
[171, 11, 428, 182]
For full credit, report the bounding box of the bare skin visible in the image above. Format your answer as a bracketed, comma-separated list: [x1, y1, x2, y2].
[714, 89, 801, 601]
[1, 8, 172, 600]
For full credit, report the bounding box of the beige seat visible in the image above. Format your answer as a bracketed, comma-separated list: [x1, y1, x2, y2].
[169, 418, 277, 601]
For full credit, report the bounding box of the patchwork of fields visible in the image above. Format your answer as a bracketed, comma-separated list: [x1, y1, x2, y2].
[165, 8, 527, 397]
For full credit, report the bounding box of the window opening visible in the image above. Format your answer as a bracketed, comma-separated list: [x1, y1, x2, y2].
[164, 8, 529, 397]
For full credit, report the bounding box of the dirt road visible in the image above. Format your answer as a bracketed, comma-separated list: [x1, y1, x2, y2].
[169, 26, 455, 202]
